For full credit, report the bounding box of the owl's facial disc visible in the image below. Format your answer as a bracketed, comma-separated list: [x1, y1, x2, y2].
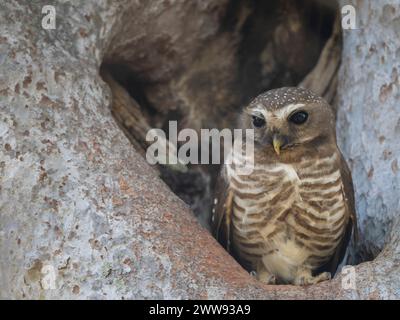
[245, 101, 334, 156]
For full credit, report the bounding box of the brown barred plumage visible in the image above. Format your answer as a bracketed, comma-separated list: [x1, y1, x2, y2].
[212, 87, 357, 285]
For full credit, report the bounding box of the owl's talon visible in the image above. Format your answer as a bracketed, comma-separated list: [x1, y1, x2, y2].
[255, 269, 276, 284]
[259, 274, 276, 285]
[316, 272, 331, 282]
[294, 270, 331, 286]
[249, 270, 257, 278]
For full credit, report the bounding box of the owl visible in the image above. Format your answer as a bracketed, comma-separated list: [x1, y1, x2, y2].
[212, 87, 357, 285]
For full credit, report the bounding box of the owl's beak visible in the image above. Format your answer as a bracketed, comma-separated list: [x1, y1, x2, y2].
[272, 135, 285, 156]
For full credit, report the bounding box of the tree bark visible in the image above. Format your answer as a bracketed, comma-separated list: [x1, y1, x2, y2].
[0, 0, 399, 299]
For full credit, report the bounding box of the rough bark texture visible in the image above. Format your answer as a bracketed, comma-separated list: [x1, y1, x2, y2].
[0, 0, 399, 299]
[337, 0, 400, 264]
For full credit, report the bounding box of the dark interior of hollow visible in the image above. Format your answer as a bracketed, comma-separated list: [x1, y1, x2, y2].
[101, 0, 373, 274]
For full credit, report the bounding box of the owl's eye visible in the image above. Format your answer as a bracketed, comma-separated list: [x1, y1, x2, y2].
[252, 115, 266, 128]
[289, 111, 308, 125]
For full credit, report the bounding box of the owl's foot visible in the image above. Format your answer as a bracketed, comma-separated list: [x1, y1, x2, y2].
[251, 266, 276, 284]
[294, 270, 331, 286]
[258, 271, 276, 284]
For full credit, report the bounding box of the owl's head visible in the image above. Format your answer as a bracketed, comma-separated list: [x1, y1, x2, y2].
[242, 87, 335, 155]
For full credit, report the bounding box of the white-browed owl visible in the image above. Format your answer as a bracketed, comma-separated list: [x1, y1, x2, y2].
[212, 87, 357, 285]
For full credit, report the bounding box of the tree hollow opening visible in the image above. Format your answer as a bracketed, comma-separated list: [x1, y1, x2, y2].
[100, 0, 374, 282]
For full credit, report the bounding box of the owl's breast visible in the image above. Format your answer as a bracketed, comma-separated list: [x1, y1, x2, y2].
[289, 154, 348, 266]
[226, 152, 348, 272]
[226, 160, 302, 267]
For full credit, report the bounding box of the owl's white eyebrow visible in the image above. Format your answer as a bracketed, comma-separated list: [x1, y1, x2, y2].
[250, 105, 268, 119]
[275, 103, 306, 119]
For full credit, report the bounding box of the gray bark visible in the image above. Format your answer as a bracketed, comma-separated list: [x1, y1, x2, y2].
[337, 0, 400, 263]
[0, 0, 399, 299]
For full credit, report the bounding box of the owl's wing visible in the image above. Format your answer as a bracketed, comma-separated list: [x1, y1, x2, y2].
[326, 153, 358, 274]
[211, 166, 234, 253]
[339, 153, 358, 243]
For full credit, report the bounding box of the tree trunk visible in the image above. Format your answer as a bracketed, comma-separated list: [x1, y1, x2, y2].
[0, 0, 399, 299]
